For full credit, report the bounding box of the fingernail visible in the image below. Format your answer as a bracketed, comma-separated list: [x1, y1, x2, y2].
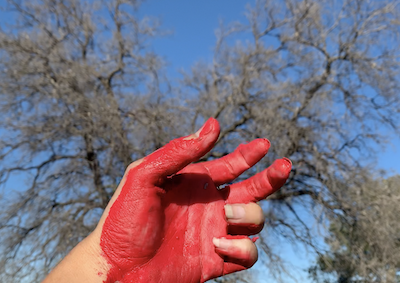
[262, 138, 271, 151]
[194, 118, 214, 137]
[213, 237, 231, 250]
[282, 157, 292, 168]
[271, 158, 292, 172]
[267, 158, 292, 188]
[224, 204, 246, 219]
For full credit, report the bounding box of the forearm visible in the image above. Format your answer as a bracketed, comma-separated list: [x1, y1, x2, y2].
[43, 231, 109, 283]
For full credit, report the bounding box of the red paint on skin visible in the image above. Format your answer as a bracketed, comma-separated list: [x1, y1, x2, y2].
[99, 118, 292, 282]
[198, 139, 271, 187]
[226, 157, 292, 204]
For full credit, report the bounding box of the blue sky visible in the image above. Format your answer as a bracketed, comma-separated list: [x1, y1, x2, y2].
[139, 0, 252, 72]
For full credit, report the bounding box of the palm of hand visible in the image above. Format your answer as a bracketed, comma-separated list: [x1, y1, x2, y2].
[99, 119, 291, 283]
[118, 172, 228, 283]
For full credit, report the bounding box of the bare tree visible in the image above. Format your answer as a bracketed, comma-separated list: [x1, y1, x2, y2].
[309, 175, 400, 283]
[181, 0, 400, 280]
[0, 0, 184, 281]
[0, 0, 400, 282]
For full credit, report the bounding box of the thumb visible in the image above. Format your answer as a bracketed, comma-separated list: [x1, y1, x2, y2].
[136, 118, 220, 185]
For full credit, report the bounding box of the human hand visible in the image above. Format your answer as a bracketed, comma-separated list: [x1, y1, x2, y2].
[43, 118, 291, 283]
[97, 118, 291, 282]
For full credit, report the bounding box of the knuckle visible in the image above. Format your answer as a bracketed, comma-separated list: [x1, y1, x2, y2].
[222, 158, 236, 177]
[236, 144, 252, 168]
[246, 177, 261, 199]
[165, 138, 193, 155]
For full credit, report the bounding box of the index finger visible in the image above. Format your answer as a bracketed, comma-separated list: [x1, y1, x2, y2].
[133, 118, 220, 186]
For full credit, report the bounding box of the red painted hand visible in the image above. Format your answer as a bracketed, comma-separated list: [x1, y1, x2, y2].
[98, 118, 291, 283]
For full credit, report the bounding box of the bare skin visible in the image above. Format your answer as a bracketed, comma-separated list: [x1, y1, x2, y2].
[43, 118, 291, 283]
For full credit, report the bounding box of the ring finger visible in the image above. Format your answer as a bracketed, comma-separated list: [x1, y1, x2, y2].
[224, 202, 265, 235]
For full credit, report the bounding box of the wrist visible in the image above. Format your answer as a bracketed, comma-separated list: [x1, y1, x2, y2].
[43, 230, 109, 283]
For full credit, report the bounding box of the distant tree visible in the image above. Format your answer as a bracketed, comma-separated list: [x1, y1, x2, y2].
[308, 175, 400, 283]
[0, 0, 400, 282]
